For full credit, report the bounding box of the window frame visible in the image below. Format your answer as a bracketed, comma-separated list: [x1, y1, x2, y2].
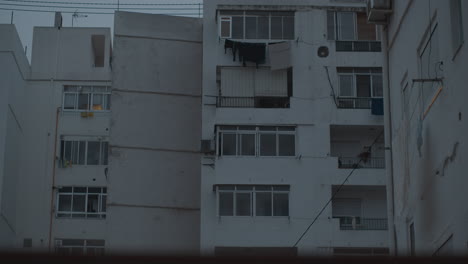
[56, 187, 107, 219]
[337, 68, 383, 98]
[217, 126, 296, 157]
[216, 185, 290, 217]
[218, 11, 294, 40]
[328, 11, 379, 41]
[62, 85, 111, 112]
[60, 139, 108, 167]
[55, 239, 105, 256]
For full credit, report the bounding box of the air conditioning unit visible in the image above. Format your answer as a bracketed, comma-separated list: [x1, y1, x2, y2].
[201, 139, 215, 154]
[367, 0, 392, 24]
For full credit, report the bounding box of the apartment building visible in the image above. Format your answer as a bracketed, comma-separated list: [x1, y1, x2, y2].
[0, 24, 29, 248]
[0, 12, 202, 255]
[370, 0, 468, 256]
[201, 0, 388, 256]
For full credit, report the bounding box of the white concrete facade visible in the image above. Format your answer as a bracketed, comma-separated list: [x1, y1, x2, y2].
[107, 11, 202, 255]
[0, 24, 29, 248]
[201, 0, 388, 256]
[381, 0, 468, 256]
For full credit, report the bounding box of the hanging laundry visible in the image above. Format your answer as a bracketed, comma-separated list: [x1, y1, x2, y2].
[224, 39, 266, 66]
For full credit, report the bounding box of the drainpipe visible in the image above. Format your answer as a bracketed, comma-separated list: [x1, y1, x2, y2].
[381, 25, 396, 255]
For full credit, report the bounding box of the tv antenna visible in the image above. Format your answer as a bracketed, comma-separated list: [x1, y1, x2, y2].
[72, 10, 88, 27]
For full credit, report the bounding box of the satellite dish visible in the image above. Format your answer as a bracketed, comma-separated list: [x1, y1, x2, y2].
[317, 46, 329, 58]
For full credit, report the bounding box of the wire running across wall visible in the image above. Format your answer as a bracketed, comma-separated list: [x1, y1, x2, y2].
[0, 0, 204, 17]
[292, 129, 385, 248]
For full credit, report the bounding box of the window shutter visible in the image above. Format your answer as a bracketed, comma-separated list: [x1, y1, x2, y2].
[221, 68, 255, 97]
[254, 69, 288, 97]
[327, 11, 336, 40]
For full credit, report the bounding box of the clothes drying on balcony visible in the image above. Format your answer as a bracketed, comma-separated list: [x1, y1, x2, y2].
[224, 39, 266, 67]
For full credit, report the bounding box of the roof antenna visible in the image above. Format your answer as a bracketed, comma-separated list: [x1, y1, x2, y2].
[72, 10, 88, 27]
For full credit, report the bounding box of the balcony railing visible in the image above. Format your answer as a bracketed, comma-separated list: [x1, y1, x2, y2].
[338, 157, 385, 169]
[334, 217, 388, 230]
[336, 41, 382, 52]
[217, 96, 290, 108]
[337, 97, 372, 109]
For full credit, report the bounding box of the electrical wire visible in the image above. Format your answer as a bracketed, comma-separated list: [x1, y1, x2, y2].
[292, 129, 385, 247]
[0, 2, 200, 10]
[0, 7, 200, 15]
[0, 0, 201, 6]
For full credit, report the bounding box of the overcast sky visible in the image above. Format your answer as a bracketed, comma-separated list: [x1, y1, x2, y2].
[0, 0, 203, 61]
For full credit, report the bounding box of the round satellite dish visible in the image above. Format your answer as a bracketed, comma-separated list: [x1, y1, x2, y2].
[317, 46, 329, 58]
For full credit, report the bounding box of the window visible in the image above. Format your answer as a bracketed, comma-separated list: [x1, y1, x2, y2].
[218, 67, 292, 108]
[60, 139, 108, 167]
[55, 239, 105, 255]
[56, 187, 107, 219]
[337, 68, 383, 108]
[63, 86, 111, 111]
[450, 0, 464, 57]
[219, 11, 294, 40]
[327, 11, 381, 52]
[218, 126, 295, 157]
[217, 185, 289, 217]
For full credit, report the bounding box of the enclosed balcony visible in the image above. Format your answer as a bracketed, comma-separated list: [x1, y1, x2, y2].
[330, 185, 388, 249]
[330, 125, 385, 169]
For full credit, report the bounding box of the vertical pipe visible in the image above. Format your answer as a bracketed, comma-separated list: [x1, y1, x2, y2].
[10, 11, 13, 24]
[382, 24, 396, 255]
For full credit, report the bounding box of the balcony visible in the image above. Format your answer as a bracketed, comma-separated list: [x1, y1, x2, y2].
[217, 96, 290, 108]
[334, 216, 388, 230]
[338, 157, 385, 169]
[336, 41, 382, 52]
[337, 97, 372, 109]
[330, 125, 385, 168]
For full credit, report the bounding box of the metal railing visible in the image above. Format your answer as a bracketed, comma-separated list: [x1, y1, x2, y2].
[338, 157, 385, 169]
[334, 217, 388, 230]
[336, 41, 382, 52]
[217, 96, 290, 108]
[337, 97, 372, 109]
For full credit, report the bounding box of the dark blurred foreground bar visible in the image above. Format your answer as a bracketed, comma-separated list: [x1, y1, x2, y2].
[0, 253, 468, 264]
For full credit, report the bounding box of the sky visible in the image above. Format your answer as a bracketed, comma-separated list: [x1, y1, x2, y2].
[0, 0, 203, 61]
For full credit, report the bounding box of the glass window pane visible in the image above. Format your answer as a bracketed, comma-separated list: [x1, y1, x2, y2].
[101, 195, 107, 212]
[72, 195, 86, 212]
[64, 141, 72, 163]
[74, 187, 86, 193]
[105, 94, 111, 110]
[255, 186, 271, 191]
[71, 141, 80, 165]
[240, 134, 255, 156]
[222, 133, 237, 156]
[283, 16, 294, 39]
[101, 142, 108, 165]
[232, 16, 244, 39]
[92, 94, 104, 110]
[221, 19, 231, 38]
[78, 94, 89, 110]
[277, 127, 295, 131]
[58, 194, 72, 212]
[338, 12, 355, 40]
[59, 187, 72, 193]
[236, 193, 251, 216]
[372, 75, 383, 97]
[64, 94, 76, 110]
[62, 239, 84, 246]
[87, 240, 105, 247]
[260, 134, 276, 156]
[245, 17, 257, 39]
[78, 141, 86, 165]
[271, 17, 282, 39]
[256, 192, 272, 216]
[88, 187, 102, 193]
[356, 75, 371, 97]
[339, 75, 354, 96]
[87, 141, 100, 165]
[219, 192, 234, 216]
[278, 134, 295, 156]
[259, 126, 276, 131]
[258, 16, 269, 39]
[273, 193, 289, 216]
[87, 194, 99, 213]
